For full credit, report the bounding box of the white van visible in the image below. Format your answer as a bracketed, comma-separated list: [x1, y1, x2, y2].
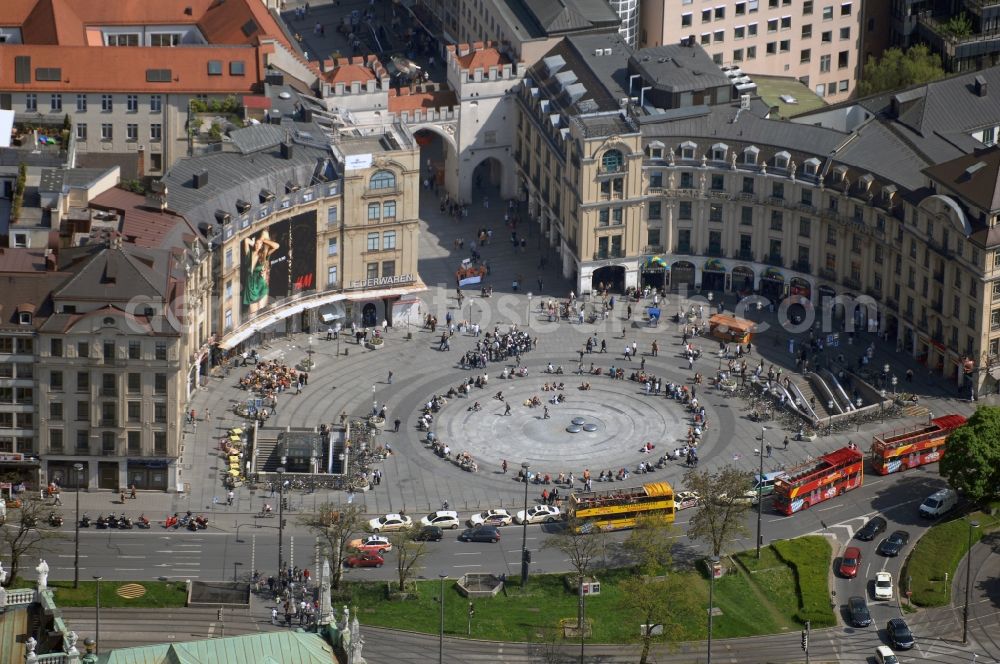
[919, 488, 957, 518]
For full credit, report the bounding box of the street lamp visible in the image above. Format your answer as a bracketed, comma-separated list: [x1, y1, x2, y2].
[756, 427, 765, 559]
[879, 389, 886, 422]
[93, 575, 103, 655]
[855, 397, 863, 431]
[372, 384, 377, 414]
[707, 557, 720, 664]
[828, 400, 835, 430]
[892, 375, 898, 394]
[73, 462, 83, 588]
[520, 461, 531, 588]
[963, 520, 980, 644]
[438, 571, 448, 664]
[276, 467, 285, 578]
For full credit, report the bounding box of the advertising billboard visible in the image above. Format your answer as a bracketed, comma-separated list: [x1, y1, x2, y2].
[240, 211, 317, 317]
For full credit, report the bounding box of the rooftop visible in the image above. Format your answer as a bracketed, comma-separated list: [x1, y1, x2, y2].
[630, 43, 732, 94]
[923, 147, 1000, 213]
[752, 76, 827, 118]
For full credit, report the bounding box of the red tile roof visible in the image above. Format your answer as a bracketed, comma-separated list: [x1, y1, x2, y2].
[90, 188, 196, 251]
[322, 55, 386, 85]
[0, 0, 217, 29]
[388, 88, 458, 114]
[0, 248, 49, 273]
[20, 0, 86, 45]
[0, 44, 263, 93]
[456, 47, 510, 72]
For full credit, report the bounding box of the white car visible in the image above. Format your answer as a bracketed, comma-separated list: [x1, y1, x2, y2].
[874, 645, 899, 664]
[874, 571, 894, 600]
[515, 504, 562, 524]
[469, 508, 514, 527]
[713, 489, 759, 506]
[419, 510, 460, 529]
[675, 491, 702, 510]
[368, 513, 413, 533]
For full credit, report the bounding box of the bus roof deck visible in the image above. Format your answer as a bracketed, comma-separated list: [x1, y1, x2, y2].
[872, 415, 966, 450]
[571, 481, 672, 507]
[779, 448, 861, 486]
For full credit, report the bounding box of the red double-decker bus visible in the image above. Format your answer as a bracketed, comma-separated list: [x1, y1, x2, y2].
[870, 414, 966, 475]
[774, 447, 864, 515]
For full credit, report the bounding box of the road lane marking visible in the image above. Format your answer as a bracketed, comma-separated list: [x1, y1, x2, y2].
[453, 565, 482, 568]
[453, 552, 481, 555]
[57, 555, 87, 558]
[117, 556, 146, 559]
[114, 568, 143, 571]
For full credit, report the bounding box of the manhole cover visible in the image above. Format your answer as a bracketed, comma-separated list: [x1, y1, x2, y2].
[571, 417, 586, 426]
[566, 425, 582, 433]
[116, 583, 147, 599]
[582, 423, 598, 432]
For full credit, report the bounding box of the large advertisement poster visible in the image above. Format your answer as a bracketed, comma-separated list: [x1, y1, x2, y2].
[240, 211, 317, 317]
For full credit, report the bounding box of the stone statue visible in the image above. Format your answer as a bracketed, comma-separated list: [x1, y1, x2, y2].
[701, 153, 708, 168]
[0, 585, 7, 609]
[318, 559, 333, 624]
[338, 605, 350, 631]
[66, 631, 79, 655]
[25, 637, 37, 655]
[36, 560, 49, 590]
[789, 160, 797, 181]
[351, 633, 366, 664]
[668, 148, 675, 166]
[667, 171, 675, 189]
[0, 560, 6, 585]
[731, 152, 737, 170]
[698, 171, 706, 191]
[760, 162, 767, 176]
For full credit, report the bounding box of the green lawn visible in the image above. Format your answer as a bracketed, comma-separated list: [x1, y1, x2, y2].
[49, 580, 188, 608]
[772, 536, 836, 627]
[904, 510, 1000, 607]
[347, 536, 830, 643]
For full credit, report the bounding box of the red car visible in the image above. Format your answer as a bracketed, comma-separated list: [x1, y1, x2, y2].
[839, 546, 862, 578]
[345, 552, 384, 568]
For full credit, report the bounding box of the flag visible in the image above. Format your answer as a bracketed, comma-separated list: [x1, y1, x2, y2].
[459, 275, 481, 287]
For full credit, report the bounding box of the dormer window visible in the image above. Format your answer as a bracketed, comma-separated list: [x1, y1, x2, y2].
[680, 141, 697, 160]
[711, 143, 729, 161]
[103, 317, 115, 326]
[803, 157, 821, 176]
[602, 149, 624, 173]
[647, 140, 665, 159]
[774, 151, 791, 169]
[833, 165, 848, 182]
[18, 312, 31, 325]
[743, 145, 759, 165]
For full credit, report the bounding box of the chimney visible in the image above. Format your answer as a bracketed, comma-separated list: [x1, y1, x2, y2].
[974, 74, 988, 97]
[280, 142, 294, 160]
[192, 170, 208, 189]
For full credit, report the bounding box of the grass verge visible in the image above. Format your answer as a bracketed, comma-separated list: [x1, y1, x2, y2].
[904, 510, 1000, 607]
[49, 580, 188, 608]
[347, 536, 829, 643]
[771, 536, 835, 627]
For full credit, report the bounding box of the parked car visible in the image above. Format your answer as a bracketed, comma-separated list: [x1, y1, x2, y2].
[874, 645, 899, 664]
[886, 618, 915, 650]
[420, 510, 460, 529]
[458, 525, 501, 543]
[878, 530, 910, 557]
[839, 547, 862, 578]
[674, 490, 702, 510]
[469, 508, 514, 527]
[874, 571, 894, 600]
[751, 471, 786, 497]
[847, 596, 872, 627]
[348, 535, 392, 554]
[345, 552, 384, 568]
[413, 526, 443, 542]
[919, 488, 957, 518]
[368, 513, 413, 533]
[855, 516, 887, 541]
[515, 504, 562, 524]
[713, 489, 759, 506]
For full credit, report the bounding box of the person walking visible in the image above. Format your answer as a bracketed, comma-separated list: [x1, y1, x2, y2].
[393, 418, 401, 432]
[783, 436, 789, 450]
[543, 406, 550, 419]
[502, 459, 508, 473]
[765, 443, 772, 458]
[387, 371, 393, 385]
[504, 403, 512, 416]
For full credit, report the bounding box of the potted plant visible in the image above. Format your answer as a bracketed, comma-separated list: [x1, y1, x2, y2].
[366, 337, 384, 350]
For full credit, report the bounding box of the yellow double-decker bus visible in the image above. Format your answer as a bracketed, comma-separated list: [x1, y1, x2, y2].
[567, 481, 675, 533]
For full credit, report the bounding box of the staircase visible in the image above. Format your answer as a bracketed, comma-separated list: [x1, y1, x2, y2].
[795, 378, 836, 421]
[253, 438, 282, 473]
[902, 403, 929, 419]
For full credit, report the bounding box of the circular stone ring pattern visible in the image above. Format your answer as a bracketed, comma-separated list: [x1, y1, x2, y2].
[438, 381, 687, 473]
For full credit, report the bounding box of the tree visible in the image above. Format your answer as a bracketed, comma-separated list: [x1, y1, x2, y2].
[940, 406, 1000, 503]
[625, 515, 675, 576]
[388, 526, 429, 593]
[942, 13, 973, 38]
[543, 518, 603, 647]
[617, 574, 700, 664]
[300, 503, 365, 591]
[1, 498, 62, 587]
[856, 45, 945, 96]
[684, 467, 753, 557]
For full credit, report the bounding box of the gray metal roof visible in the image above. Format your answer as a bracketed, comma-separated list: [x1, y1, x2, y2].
[832, 121, 929, 192]
[522, 0, 621, 34]
[229, 123, 285, 155]
[630, 44, 732, 93]
[161, 126, 333, 229]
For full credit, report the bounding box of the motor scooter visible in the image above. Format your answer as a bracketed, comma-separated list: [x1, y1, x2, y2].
[95, 514, 108, 529]
[136, 514, 151, 529]
[48, 513, 64, 527]
[79, 513, 91, 528]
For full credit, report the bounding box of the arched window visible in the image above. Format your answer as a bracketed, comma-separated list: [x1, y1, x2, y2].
[602, 150, 624, 173]
[370, 170, 396, 190]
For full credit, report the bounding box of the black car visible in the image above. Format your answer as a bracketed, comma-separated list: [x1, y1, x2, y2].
[413, 526, 443, 542]
[459, 525, 500, 543]
[886, 618, 915, 649]
[848, 596, 872, 627]
[856, 516, 887, 541]
[878, 530, 911, 557]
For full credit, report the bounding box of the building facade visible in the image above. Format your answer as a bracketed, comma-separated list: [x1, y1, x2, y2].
[515, 35, 1000, 396]
[891, 0, 1000, 73]
[638, 0, 862, 102]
